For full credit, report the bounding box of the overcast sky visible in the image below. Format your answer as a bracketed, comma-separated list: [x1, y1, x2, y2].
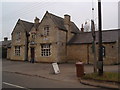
[0, 0, 119, 41]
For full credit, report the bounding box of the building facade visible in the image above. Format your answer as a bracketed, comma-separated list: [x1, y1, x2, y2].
[7, 11, 120, 65]
[0, 37, 11, 59]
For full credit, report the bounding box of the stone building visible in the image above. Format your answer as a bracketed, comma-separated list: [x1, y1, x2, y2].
[67, 30, 120, 64]
[7, 11, 120, 64]
[0, 37, 11, 58]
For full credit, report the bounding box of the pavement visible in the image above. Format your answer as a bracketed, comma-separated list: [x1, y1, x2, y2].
[2, 59, 119, 89]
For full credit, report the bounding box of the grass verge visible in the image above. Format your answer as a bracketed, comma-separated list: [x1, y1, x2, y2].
[82, 72, 120, 82]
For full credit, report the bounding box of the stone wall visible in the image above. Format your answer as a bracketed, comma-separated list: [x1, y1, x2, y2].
[10, 31, 27, 61]
[28, 15, 59, 62]
[67, 42, 118, 65]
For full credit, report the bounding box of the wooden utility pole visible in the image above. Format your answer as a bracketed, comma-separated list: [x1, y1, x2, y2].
[98, 0, 103, 76]
[91, 20, 97, 73]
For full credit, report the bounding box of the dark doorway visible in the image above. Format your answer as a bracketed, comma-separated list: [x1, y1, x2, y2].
[2, 48, 7, 58]
[30, 47, 35, 63]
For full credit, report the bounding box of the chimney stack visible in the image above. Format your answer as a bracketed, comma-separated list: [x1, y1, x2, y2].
[81, 24, 84, 32]
[64, 14, 72, 42]
[34, 17, 40, 24]
[64, 14, 70, 25]
[4, 37, 8, 41]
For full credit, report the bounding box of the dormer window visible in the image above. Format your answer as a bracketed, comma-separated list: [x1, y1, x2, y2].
[16, 32, 21, 41]
[44, 26, 49, 36]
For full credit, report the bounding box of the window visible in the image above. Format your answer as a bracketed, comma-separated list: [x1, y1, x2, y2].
[31, 33, 36, 39]
[44, 26, 49, 36]
[41, 44, 51, 56]
[15, 46, 20, 56]
[16, 32, 21, 41]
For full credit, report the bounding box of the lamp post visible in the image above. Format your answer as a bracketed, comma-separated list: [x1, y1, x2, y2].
[98, 0, 103, 76]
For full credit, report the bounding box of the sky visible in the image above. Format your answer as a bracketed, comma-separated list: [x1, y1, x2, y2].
[0, 0, 119, 41]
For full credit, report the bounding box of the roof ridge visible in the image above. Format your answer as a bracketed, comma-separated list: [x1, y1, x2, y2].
[20, 19, 33, 24]
[19, 19, 34, 33]
[77, 29, 119, 34]
[48, 12, 64, 20]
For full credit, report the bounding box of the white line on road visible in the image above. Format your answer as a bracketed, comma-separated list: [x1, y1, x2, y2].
[3, 82, 29, 89]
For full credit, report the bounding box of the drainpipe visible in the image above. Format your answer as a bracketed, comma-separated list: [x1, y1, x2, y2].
[24, 31, 29, 61]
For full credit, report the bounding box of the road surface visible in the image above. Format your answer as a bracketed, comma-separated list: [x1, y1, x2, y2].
[2, 71, 99, 89]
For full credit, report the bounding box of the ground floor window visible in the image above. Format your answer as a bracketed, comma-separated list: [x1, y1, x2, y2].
[41, 44, 51, 56]
[15, 46, 20, 56]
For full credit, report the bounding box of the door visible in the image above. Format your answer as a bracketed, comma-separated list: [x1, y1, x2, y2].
[30, 47, 35, 63]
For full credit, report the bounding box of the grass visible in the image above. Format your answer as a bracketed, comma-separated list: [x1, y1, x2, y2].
[82, 72, 120, 82]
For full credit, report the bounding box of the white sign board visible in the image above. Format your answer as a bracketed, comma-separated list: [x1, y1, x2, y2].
[52, 63, 60, 74]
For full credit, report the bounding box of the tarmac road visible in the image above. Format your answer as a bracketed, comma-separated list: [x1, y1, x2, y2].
[2, 59, 117, 89]
[2, 71, 98, 89]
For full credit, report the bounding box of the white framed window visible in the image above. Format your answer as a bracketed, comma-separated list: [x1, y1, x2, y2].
[16, 32, 21, 41]
[15, 46, 20, 56]
[44, 26, 49, 36]
[41, 44, 51, 56]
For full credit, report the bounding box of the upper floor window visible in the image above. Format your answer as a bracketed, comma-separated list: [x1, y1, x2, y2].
[41, 44, 51, 57]
[15, 46, 20, 56]
[44, 26, 49, 36]
[31, 33, 36, 39]
[16, 32, 21, 41]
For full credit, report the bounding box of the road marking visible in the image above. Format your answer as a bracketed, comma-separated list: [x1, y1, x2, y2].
[3, 82, 28, 89]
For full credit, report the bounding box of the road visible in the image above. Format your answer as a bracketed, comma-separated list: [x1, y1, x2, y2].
[2, 59, 116, 89]
[2, 71, 101, 89]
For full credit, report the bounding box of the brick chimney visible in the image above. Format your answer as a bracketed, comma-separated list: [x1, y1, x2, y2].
[4, 37, 8, 41]
[81, 24, 84, 32]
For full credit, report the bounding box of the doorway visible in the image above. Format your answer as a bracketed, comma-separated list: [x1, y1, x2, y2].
[30, 47, 35, 63]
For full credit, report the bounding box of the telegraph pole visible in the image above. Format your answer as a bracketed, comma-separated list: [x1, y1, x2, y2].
[91, 20, 97, 73]
[91, 0, 97, 73]
[98, 0, 103, 76]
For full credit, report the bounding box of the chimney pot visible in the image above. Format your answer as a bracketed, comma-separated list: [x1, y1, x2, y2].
[4, 37, 8, 41]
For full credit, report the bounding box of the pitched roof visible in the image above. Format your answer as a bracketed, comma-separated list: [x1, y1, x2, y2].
[12, 11, 80, 34]
[20, 19, 34, 33]
[12, 19, 34, 34]
[0, 40, 11, 47]
[68, 29, 119, 44]
[47, 12, 80, 33]
[71, 22, 80, 33]
[49, 13, 67, 31]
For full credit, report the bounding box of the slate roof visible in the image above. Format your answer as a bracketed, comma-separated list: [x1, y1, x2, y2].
[68, 29, 120, 45]
[12, 11, 80, 34]
[12, 19, 34, 34]
[0, 40, 11, 47]
[49, 13, 67, 31]
[20, 19, 34, 33]
[48, 12, 80, 33]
